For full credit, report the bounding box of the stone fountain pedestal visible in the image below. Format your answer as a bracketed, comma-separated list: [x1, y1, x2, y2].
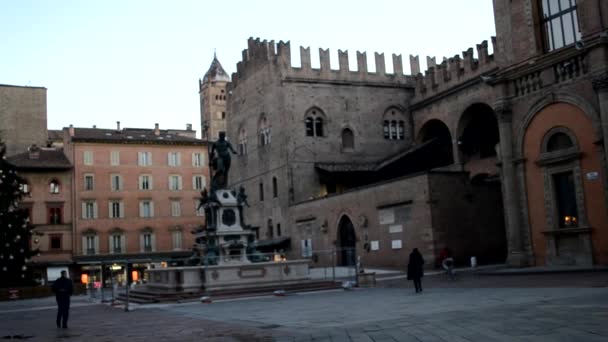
[146, 189, 311, 292]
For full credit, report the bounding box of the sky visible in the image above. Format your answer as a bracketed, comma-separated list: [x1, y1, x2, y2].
[0, 0, 496, 136]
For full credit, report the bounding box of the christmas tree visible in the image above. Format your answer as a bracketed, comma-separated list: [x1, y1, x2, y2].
[0, 140, 38, 288]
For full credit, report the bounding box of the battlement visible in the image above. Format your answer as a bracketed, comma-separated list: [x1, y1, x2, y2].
[230, 37, 414, 89]
[412, 37, 498, 101]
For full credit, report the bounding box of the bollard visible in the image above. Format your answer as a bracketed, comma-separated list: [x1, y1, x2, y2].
[470, 256, 477, 268]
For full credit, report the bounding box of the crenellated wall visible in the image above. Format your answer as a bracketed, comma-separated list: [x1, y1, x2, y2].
[411, 37, 499, 102]
[230, 38, 415, 89]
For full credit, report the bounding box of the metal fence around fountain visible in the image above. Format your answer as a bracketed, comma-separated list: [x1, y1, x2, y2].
[306, 248, 359, 284]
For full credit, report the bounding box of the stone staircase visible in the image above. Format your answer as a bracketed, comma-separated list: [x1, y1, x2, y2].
[115, 280, 342, 304]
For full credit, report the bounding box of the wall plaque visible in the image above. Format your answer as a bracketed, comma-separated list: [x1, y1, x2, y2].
[391, 240, 402, 249]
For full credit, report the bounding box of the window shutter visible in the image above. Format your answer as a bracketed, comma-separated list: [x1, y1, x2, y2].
[177, 153, 181, 166]
[151, 233, 156, 252]
[108, 235, 113, 254]
[178, 176, 183, 190]
[138, 152, 143, 166]
[119, 175, 123, 190]
[149, 176, 154, 190]
[150, 202, 155, 217]
[93, 202, 98, 218]
[139, 202, 144, 217]
[139, 234, 144, 252]
[120, 202, 125, 218]
[81, 202, 86, 219]
[121, 235, 126, 253]
[167, 152, 171, 166]
[81, 236, 87, 255]
[108, 202, 113, 218]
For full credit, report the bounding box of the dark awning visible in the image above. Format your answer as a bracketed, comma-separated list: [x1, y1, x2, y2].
[255, 237, 291, 249]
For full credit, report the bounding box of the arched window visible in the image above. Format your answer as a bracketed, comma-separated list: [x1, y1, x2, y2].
[382, 108, 406, 140]
[342, 128, 354, 151]
[538, 127, 582, 229]
[304, 108, 325, 137]
[238, 127, 248, 155]
[272, 177, 278, 198]
[314, 117, 324, 137]
[259, 116, 271, 146]
[50, 179, 60, 194]
[546, 132, 574, 152]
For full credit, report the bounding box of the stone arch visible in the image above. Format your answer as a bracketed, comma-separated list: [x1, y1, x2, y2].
[456, 102, 500, 162]
[416, 119, 454, 167]
[516, 92, 602, 157]
[336, 214, 357, 266]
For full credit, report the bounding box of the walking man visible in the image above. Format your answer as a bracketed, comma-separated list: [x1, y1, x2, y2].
[52, 270, 73, 328]
[407, 248, 425, 293]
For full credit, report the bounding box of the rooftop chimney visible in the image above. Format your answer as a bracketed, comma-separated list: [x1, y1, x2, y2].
[28, 144, 40, 160]
[93, 125, 97, 129]
[116, 121, 121, 131]
[154, 123, 160, 136]
[68, 124, 74, 137]
[186, 123, 192, 131]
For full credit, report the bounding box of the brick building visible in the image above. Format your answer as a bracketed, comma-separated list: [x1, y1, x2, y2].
[216, 0, 608, 268]
[62, 123, 208, 282]
[7, 145, 73, 283]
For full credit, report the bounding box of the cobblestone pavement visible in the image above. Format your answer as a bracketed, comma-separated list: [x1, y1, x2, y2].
[1, 272, 607, 341]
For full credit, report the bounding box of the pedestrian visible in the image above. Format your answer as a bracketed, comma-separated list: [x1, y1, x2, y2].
[51, 270, 73, 328]
[407, 248, 425, 293]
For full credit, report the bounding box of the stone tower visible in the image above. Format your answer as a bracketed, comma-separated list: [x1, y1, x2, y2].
[199, 53, 231, 142]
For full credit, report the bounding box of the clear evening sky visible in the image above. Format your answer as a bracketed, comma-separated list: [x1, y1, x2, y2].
[1, 0, 496, 136]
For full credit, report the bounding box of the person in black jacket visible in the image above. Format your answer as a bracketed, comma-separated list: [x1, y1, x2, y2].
[407, 248, 425, 293]
[51, 271, 73, 328]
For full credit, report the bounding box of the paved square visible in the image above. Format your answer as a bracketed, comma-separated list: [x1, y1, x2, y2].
[1, 273, 607, 341]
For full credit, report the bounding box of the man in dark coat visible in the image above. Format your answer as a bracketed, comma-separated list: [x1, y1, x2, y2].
[51, 270, 73, 328]
[407, 248, 425, 293]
